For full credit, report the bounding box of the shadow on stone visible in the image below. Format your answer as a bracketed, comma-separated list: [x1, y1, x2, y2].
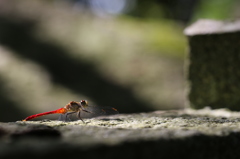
[11, 126, 61, 139]
[2, 132, 240, 159]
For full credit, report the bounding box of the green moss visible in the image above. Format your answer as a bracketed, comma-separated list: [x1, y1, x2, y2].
[187, 32, 240, 110]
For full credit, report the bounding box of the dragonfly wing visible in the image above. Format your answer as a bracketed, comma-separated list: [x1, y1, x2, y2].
[80, 106, 119, 118]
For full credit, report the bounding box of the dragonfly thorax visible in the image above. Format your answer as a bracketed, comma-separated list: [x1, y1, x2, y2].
[65, 101, 81, 112]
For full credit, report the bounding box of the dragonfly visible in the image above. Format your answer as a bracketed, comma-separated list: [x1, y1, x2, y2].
[22, 100, 119, 122]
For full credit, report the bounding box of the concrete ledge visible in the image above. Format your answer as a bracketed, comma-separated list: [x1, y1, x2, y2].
[1, 108, 240, 159]
[184, 19, 240, 35]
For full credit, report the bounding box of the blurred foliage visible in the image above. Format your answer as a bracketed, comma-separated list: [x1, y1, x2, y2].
[128, 0, 240, 23]
[127, 1, 165, 19]
[193, 0, 240, 21]
[0, 0, 187, 122]
[128, 0, 199, 23]
[0, 0, 239, 122]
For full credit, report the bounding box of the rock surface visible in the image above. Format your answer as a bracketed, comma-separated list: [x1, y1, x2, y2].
[1, 108, 240, 159]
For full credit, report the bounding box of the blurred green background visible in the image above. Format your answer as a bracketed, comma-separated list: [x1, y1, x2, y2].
[0, 0, 239, 122]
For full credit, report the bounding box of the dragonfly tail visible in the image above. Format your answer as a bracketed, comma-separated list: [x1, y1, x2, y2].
[22, 108, 67, 121]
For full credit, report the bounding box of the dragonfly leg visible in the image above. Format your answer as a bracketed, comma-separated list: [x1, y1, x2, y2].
[77, 111, 85, 123]
[65, 112, 76, 121]
[59, 112, 76, 121]
[82, 109, 92, 114]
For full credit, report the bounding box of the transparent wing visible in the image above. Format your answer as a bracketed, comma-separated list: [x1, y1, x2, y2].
[80, 105, 119, 118]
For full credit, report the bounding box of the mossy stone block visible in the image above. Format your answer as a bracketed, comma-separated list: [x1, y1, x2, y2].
[185, 19, 240, 110]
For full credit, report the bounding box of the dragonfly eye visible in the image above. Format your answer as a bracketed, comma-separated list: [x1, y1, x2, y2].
[80, 100, 88, 106]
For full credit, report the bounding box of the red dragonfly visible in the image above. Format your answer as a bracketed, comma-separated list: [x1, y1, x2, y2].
[22, 100, 119, 122]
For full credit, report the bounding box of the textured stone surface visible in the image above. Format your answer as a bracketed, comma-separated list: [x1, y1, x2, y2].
[1, 108, 240, 159]
[185, 19, 240, 110]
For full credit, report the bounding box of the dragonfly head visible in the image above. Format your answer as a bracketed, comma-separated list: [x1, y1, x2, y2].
[80, 100, 88, 108]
